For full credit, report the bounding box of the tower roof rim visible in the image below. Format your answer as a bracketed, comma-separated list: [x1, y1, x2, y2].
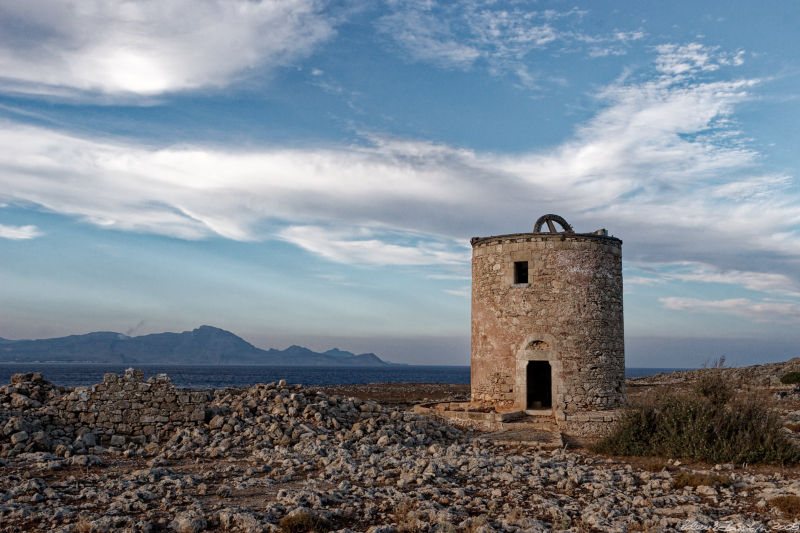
[470, 232, 622, 247]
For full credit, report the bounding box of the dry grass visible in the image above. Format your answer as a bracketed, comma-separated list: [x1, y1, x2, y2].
[642, 461, 669, 473]
[595, 375, 800, 464]
[393, 499, 420, 533]
[278, 512, 333, 533]
[770, 495, 800, 519]
[507, 506, 525, 522]
[436, 517, 457, 533]
[672, 472, 731, 489]
[463, 515, 488, 533]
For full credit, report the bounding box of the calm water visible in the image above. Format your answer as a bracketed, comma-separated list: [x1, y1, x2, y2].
[0, 364, 686, 389]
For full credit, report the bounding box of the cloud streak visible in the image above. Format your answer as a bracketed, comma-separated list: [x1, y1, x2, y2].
[655, 43, 744, 77]
[0, 224, 43, 240]
[0, 0, 335, 98]
[378, 1, 641, 87]
[632, 261, 800, 298]
[279, 226, 468, 266]
[661, 297, 800, 323]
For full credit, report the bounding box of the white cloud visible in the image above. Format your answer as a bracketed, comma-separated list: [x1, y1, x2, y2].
[0, 224, 43, 240]
[0, 0, 334, 97]
[583, 30, 645, 58]
[378, 1, 568, 86]
[278, 226, 468, 266]
[660, 297, 800, 323]
[378, 2, 644, 86]
[443, 287, 470, 297]
[588, 47, 627, 58]
[378, 6, 481, 69]
[1, 42, 798, 286]
[711, 174, 792, 201]
[625, 276, 664, 287]
[632, 261, 800, 298]
[614, 31, 645, 43]
[427, 274, 470, 280]
[654, 43, 744, 77]
[672, 265, 800, 297]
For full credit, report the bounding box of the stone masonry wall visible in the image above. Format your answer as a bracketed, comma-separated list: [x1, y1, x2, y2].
[47, 368, 209, 446]
[471, 232, 625, 412]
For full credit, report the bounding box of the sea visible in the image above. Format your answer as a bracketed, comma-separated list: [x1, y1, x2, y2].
[0, 364, 687, 389]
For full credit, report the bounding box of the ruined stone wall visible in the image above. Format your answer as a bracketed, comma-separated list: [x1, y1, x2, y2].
[45, 369, 209, 446]
[471, 233, 625, 412]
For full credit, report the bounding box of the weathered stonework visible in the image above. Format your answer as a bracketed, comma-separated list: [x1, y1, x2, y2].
[24, 368, 210, 446]
[470, 216, 625, 424]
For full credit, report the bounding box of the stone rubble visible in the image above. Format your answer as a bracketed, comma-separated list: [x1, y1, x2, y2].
[1, 371, 799, 532]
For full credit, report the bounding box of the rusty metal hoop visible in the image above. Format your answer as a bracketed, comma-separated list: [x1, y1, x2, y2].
[533, 214, 574, 233]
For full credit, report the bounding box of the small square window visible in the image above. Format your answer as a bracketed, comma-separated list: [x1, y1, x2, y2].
[514, 261, 528, 284]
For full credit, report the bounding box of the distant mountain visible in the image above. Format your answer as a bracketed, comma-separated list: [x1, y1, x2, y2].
[0, 326, 391, 366]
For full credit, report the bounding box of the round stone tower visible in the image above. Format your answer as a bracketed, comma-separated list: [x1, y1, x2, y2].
[470, 214, 625, 416]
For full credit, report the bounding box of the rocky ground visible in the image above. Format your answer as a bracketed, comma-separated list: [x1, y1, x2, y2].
[1, 367, 800, 532]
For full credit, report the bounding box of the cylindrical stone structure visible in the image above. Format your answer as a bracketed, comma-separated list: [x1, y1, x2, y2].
[470, 215, 624, 414]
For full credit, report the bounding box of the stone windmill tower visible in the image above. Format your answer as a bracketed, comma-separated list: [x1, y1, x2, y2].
[470, 214, 625, 428]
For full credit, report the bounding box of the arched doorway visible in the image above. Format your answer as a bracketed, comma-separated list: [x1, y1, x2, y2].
[526, 360, 552, 409]
[515, 334, 559, 411]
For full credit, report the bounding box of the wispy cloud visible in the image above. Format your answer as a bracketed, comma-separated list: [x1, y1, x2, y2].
[313, 273, 358, 287]
[278, 225, 468, 266]
[0, 0, 335, 98]
[633, 261, 800, 298]
[377, 1, 570, 86]
[378, 5, 482, 70]
[426, 273, 470, 281]
[625, 276, 664, 287]
[0, 223, 43, 240]
[711, 174, 792, 201]
[1, 42, 797, 285]
[661, 297, 800, 323]
[655, 43, 745, 77]
[378, 2, 642, 87]
[443, 287, 470, 297]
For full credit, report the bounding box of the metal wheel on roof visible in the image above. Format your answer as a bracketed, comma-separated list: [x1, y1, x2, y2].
[533, 214, 574, 233]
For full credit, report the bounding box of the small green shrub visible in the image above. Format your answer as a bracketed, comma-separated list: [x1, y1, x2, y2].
[781, 371, 800, 385]
[594, 375, 800, 464]
[278, 512, 332, 533]
[770, 495, 800, 518]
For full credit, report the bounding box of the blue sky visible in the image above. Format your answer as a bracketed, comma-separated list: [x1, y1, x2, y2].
[1, 1, 799, 366]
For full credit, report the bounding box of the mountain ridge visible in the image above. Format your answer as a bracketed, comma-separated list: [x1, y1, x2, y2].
[0, 326, 391, 366]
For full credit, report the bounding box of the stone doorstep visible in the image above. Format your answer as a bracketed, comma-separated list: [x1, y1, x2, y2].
[414, 401, 564, 437]
[415, 401, 621, 440]
[556, 409, 621, 422]
[480, 429, 564, 449]
[524, 409, 553, 417]
[499, 410, 526, 422]
[500, 420, 560, 434]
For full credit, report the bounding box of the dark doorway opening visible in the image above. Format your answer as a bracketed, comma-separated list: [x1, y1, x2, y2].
[526, 361, 552, 409]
